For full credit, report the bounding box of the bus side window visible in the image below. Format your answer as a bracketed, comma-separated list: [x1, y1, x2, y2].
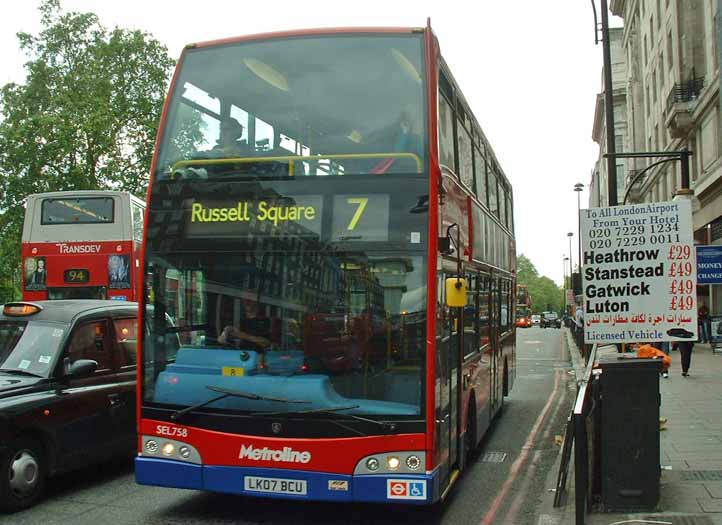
[132, 205, 144, 243]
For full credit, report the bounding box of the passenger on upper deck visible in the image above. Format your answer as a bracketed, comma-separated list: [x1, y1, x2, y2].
[368, 107, 422, 174]
[210, 117, 252, 158]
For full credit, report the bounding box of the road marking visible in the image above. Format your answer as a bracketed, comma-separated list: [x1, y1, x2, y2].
[480, 369, 563, 525]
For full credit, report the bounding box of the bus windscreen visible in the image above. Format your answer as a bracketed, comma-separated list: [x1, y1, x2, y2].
[41, 197, 114, 225]
[154, 34, 427, 181]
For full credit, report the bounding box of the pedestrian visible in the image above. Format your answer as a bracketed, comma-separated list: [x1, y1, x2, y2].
[673, 340, 693, 376]
[698, 301, 711, 343]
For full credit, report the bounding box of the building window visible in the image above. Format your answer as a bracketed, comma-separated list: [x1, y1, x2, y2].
[644, 35, 649, 65]
[652, 69, 657, 104]
[657, 0, 661, 27]
[667, 30, 673, 71]
[661, 169, 668, 200]
[701, 109, 719, 170]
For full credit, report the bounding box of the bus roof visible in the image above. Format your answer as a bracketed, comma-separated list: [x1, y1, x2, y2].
[27, 190, 144, 206]
[186, 26, 425, 50]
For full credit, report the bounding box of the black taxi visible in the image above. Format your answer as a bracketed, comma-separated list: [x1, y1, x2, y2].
[0, 300, 138, 512]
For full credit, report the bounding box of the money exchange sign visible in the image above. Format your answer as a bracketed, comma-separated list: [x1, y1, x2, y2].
[581, 200, 697, 344]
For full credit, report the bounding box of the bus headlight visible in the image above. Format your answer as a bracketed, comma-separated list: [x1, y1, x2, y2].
[141, 435, 202, 464]
[355, 451, 425, 474]
[406, 455, 421, 470]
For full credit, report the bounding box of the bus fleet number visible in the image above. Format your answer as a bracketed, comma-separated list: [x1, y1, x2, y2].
[156, 425, 188, 438]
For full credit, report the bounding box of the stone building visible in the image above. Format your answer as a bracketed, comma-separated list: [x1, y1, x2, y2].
[599, 0, 722, 313]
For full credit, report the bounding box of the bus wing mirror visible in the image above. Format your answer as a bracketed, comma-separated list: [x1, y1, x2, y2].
[438, 237, 453, 255]
[445, 278, 467, 308]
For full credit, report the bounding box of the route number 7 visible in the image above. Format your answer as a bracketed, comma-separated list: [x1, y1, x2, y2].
[346, 198, 368, 230]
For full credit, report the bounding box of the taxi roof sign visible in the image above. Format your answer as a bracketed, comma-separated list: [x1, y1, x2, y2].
[3, 302, 43, 317]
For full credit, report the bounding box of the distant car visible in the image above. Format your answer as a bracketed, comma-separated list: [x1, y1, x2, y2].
[531, 314, 541, 326]
[0, 300, 139, 512]
[515, 315, 531, 328]
[541, 312, 561, 329]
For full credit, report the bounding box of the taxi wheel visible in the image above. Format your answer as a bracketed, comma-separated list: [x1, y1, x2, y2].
[0, 437, 47, 512]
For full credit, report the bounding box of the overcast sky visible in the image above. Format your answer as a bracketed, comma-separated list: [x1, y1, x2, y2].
[1, 1, 623, 284]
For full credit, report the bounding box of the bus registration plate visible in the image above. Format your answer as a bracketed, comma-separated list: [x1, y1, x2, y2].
[244, 476, 307, 495]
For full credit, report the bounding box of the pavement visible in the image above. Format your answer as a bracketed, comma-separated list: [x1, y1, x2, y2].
[539, 329, 722, 525]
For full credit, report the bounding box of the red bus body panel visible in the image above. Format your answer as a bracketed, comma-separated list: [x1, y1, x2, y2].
[21, 240, 138, 301]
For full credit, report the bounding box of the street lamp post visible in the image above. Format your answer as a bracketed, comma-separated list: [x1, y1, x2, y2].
[567, 232, 574, 315]
[591, 0, 618, 205]
[563, 256, 570, 311]
[567, 232, 574, 279]
[574, 183, 584, 275]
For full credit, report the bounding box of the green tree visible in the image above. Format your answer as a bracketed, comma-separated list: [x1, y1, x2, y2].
[517, 254, 563, 313]
[0, 0, 175, 299]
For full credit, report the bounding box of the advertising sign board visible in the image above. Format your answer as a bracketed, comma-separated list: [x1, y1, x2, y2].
[581, 200, 696, 344]
[696, 245, 722, 284]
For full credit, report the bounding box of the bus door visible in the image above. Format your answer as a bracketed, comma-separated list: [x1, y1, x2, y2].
[436, 269, 461, 489]
[489, 276, 501, 413]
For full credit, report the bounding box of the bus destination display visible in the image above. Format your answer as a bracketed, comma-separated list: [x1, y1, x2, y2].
[186, 194, 390, 242]
[64, 269, 90, 283]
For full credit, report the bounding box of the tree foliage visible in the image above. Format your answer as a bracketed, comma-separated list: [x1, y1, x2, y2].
[517, 254, 563, 314]
[0, 0, 174, 298]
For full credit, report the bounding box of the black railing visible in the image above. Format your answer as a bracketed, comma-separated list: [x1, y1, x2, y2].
[554, 341, 599, 524]
[574, 343, 600, 524]
[666, 76, 705, 112]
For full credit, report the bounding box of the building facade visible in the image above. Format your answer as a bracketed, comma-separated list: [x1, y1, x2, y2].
[604, 0, 722, 314]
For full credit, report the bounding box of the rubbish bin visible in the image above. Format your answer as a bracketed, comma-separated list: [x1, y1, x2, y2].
[598, 357, 661, 512]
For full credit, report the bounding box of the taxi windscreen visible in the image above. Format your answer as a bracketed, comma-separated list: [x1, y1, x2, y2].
[0, 321, 65, 377]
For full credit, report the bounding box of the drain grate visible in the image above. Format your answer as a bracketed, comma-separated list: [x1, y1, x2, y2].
[679, 470, 722, 481]
[481, 451, 507, 463]
[643, 516, 715, 525]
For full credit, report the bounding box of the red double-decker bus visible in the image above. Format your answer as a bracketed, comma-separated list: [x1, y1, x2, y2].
[136, 22, 516, 505]
[21, 190, 145, 302]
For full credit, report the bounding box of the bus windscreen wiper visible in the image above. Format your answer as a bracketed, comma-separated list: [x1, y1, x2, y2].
[256, 405, 397, 431]
[170, 385, 310, 421]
